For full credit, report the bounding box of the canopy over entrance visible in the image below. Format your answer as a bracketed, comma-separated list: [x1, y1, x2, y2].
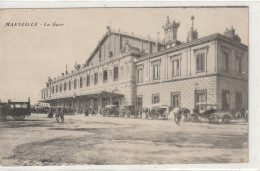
[40, 90, 124, 103]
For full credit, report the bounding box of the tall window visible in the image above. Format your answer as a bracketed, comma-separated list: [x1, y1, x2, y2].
[60, 84, 62, 92]
[52, 86, 55, 94]
[195, 90, 207, 110]
[171, 92, 181, 108]
[86, 75, 90, 87]
[137, 69, 143, 82]
[236, 56, 242, 74]
[69, 81, 71, 90]
[103, 70, 108, 83]
[64, 82, 66, 92]
[136, 96, 143, 109]
[222, 90, 230, 111]
[74, 79, 77, 89]
[56, 85, 59, 93]
[196, 53, 205, 72]
[223, 51, 229, 72]
[94, 73, 98, 85]
[152, 94, 160, 104]
[80, 77, 83, 88]
[236, 91, 242, 110]
[114, 66, 119, 81]
[172, 60, 180, 77]
[153, 65, 160, 80]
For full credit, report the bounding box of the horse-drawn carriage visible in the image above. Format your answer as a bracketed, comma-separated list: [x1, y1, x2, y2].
[144, 103, 169, 120]
[123, 105, 139, 118]
[188, 103, 230, 123]
[102, 105, 120, 117]
[0, 99, 31, 121]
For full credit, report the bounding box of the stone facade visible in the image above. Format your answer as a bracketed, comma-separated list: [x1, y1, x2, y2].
[40, 17, 248, 113]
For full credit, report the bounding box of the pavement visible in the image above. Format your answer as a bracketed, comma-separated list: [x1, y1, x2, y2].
[0, 113, 248, 166]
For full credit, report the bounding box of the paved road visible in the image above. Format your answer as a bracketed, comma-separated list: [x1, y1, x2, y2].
[0, 114, 248, 166]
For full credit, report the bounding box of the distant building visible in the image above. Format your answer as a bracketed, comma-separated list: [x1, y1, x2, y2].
[40, 16, 248, 114]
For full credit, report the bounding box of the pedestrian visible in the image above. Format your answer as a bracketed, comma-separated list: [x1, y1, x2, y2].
[92, 110, 95, 116]
[240, 106, 246, 119]
[85, 110, 89, 117]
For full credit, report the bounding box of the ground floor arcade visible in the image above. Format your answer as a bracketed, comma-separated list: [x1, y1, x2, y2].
[46, 91, 124, 114]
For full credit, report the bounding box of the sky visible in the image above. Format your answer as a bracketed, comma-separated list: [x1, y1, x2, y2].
[0, 7, 248, 104]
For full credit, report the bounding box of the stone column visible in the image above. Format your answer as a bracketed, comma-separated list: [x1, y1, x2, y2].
[90, 99, 94, 112]
[99, 97, 102, 115]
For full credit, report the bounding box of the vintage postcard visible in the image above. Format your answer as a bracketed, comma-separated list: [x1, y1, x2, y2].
[0, 7, 249, 167]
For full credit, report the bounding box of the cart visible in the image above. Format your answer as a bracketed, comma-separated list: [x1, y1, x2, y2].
[102, 105, 119, 117]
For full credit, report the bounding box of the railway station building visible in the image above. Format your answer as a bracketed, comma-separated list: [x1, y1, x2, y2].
[40, 16, 248, 114]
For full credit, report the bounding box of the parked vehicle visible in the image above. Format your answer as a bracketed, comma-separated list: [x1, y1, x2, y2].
[192, 103, 219, 123]
[144, 103, 169, 120]
[124, 105, 139, 118]
[0, 98, 31, 121]
[102, 105, 119, 117]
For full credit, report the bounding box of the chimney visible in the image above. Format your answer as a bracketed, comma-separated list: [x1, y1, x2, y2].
[224, 26, 235, 39]
[187, 16, 198, 42]
[65, 64, 68, 75]
[156, 32, 161, 52]
[224, 26, 241, 43]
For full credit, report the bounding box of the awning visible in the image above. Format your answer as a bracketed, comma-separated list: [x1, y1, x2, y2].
[39, 90, 124, 103]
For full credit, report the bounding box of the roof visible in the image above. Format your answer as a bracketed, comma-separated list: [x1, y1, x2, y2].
[137, 33, 248, 62]
[86, 29, 161, 66]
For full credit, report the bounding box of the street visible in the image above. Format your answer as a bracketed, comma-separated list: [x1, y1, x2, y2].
[0, 113, 248, 166]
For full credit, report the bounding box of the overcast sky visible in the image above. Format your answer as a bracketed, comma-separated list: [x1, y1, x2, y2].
[0, 8, 248, 104]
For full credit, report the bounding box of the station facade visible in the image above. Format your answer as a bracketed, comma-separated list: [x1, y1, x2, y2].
[40, 16, 248, 114]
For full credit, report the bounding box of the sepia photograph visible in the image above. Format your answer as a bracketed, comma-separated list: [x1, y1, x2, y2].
[0, 6, 250, 167]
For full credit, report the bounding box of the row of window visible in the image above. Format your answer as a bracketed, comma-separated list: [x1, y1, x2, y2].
[222, 51, 243, 74]
[136, 89, 243, 111]
[136, 52, 244, 83]
[51, 66, 119, 94]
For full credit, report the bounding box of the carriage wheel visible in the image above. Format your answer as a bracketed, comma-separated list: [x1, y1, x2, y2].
[225, 116, 230, 124]
[209, 114, 218, 123]
[13, 114, 25, 121]
[0, 113, 7, 121]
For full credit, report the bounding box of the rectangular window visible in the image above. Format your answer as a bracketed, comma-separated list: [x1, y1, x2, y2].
[60, 84, 62, 92]
[80, 77, 83, 88]
[94, 73, 98, 85]
[223, 51, 229, 72]
[136, 96, 143, 109]
[103, 70, 108, 83]
[152, 94, 160, 104]
[196, 53, 205, 72]
[236, 57, 242, 74]
[56, 85, 59, 93]
[74, 79, 77, 89]
[171, 92, 181, 108]
[172, 60, 180, 77]
[137, 69, 143, 82]
[64, 82, 66, 92]
[114, 66, 119, 81]
[236, 91, 242, 110]
[222, 90, 230, 111]
[69, 81, 71, 90]
[86, 75, 90, 87]
[195, 90, 207, 110]
[52, 86, 55, 94]
[153, 65, 160, 80]
[46, 90, 48, 97]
